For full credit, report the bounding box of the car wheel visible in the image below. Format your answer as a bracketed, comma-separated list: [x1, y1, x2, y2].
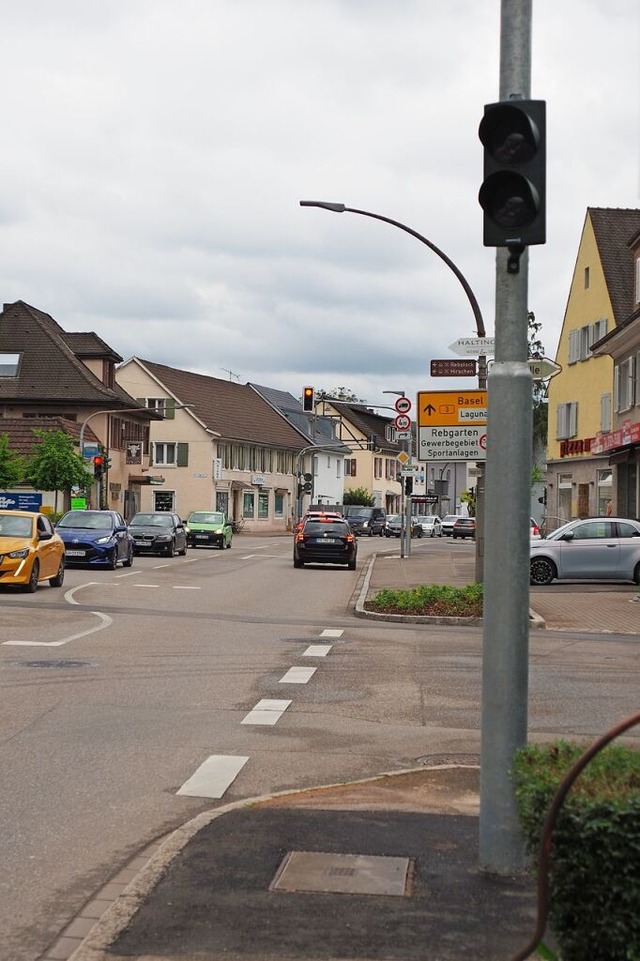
[178, 541, 187, 556]
[430, 529, 435, 537]
[634, 562, 640, 585]
[348, 559, 356, 570]
[452, 533, 457, 539]
[108, 549, 118, 570]
[418, 529, 423, 538]
[226, 538, 232, 549]
[122, 546, 134, 568]
[49, 559, 65, 587]
[293, 556, 304, 568]
[25, 560, 40, 593]
[165, 541, 175, 557]
[530, 556, 556, 586]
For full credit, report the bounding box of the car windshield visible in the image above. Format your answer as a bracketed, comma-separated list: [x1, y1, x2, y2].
[131, 514, 173, 528]
[387, 516, 400, 523]
[304, 521, 349, 535]
[189, 512, 224, 525]
[419, 516, 437, 523]
[58, 511, 114, 530]
[0, 514, 33, 537]
[443, 515, 459, 522]
[346, 508, 371, 518]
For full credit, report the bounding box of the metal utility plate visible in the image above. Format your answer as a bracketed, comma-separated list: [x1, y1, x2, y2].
[270, 851, 412, 897]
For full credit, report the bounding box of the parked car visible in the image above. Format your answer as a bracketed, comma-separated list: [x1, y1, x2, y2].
[185, 511, 233, 549]
[530, 517, 640, 586]
[452, 516, 476, 539]
[343, 506, 386, 536]
[441, 514, 462, 536]
[530, 518, 542, 540]
[384, 515, 423, 538]
[0, 510, 65, 592]
[56, 509, 133, 569]
[293, 517, 357, 569]
[129, 512, 188, 557]
[415, 514, 443, 538]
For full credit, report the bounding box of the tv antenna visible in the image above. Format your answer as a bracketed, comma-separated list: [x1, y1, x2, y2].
[220, 368, 240, 382]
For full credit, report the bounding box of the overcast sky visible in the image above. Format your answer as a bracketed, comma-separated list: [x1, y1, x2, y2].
[1, 1, 638, 411]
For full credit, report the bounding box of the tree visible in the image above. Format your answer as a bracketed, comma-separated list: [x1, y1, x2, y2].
[318, 387, 367, 404]
[528, 311, 549, 448]
[0, 433, 26, 489]
[25, 430, 93, 512]
[343, 486, 375, 506]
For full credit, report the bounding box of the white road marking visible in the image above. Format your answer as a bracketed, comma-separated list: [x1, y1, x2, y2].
[177, 755, 249, 799]
[279, 667, 317, 684]
[133, 584, 159, 588]
[241, 554, 257, 559]
[172, 585, 201, 590]
[3, 612, 113, 647]
[64, 582, 101, 605]
[152, 564, 171, 569]
[303, 644, 332, 657]
[320, 629, 344, 638]
[241, 698, 291, 725]
[116, 571, 143, 578]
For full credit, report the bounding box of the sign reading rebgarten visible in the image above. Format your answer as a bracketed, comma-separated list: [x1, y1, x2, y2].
[417, 390, 487, 461]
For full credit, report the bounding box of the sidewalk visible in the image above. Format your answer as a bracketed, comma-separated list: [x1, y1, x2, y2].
[58, 542, 637, 961]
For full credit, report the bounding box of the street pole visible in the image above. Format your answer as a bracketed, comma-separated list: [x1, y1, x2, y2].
[479, 0, 533, 874]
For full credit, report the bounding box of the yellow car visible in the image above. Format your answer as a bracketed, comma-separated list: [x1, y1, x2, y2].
[0, 510, 65, 592]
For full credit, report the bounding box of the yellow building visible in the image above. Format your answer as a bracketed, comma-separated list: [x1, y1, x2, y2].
[546, 208, 640, 525]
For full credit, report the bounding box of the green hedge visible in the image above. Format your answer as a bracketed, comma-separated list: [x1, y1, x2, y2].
[513, 741, 640, 961]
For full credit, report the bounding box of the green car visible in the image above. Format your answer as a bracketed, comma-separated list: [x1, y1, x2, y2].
[185, 511, 233, 550]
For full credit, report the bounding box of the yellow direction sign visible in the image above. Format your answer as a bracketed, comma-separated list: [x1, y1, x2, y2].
[417, 390, 487, 427]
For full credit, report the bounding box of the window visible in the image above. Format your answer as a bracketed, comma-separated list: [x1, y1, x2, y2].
[571, 520, 611, 540]
[336, 460, 341, 478]
[584, 266, 590, 289]
[274, 493, 284, 516]
[636, 258, 640, 304]
[614, 357, 635, 412]
[153, 442, 189, 466]
[345, 458, 357, 477]
[0, 352, 21, 376]
[258, 492, 269, 518]
[600, 393, 612, 432]
[385, 425, 396, 443]
[216, 491, 229, 514]
[242, 492, 254, 517]
[568, 320, 608, 363]
[374, 457, 382, 479]
[556, 402, 577, 439]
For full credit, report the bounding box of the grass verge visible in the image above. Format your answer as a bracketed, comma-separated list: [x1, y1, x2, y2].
[366, 583, 483, 617]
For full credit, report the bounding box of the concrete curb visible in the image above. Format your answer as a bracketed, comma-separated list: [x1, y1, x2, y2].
[355, 553, 546, 628]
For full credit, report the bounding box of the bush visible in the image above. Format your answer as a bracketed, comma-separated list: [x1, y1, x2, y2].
[513, 741, 640, 961]
[368, 583, 482, 617]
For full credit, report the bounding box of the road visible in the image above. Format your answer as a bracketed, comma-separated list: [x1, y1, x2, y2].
[0, 533, 638, 960]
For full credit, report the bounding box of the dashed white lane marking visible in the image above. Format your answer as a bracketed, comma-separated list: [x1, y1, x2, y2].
[241, 699, 291, 725]
[3, 612, 113, 647]
[279, 666, 317, 684]
[152, 563, 171, 569]
[303, 644, 332, 657]
[241, 554, 257, 559]
[116, 571, 144, 578]
[177, 755, 249, 799]
[172, 585, 201, 590]
[320, 629, 343, 638]
[133, 584, 159, 588]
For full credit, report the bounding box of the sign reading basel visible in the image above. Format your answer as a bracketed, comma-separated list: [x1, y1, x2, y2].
[417, 390, 487, 461]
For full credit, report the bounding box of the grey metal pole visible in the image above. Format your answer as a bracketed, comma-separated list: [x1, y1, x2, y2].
[479, 0, 532, 874]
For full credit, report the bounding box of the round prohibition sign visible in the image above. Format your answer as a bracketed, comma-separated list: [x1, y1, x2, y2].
[394, 413, 411, 431]
[394, 396, 412, 415]
[479, 433, 487, 449]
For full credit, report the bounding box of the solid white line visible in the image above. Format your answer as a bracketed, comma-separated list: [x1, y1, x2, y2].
[241, 698, 291, 726]
[279, 667, 316, 684]
[320, 629, 344, 638]
[3, 612, 113, 647]
[177, 755, 249, 799]
[303, 644, 332, 657]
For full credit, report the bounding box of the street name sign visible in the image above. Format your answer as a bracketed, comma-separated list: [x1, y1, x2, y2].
[417, 390, 487, 461]
[528, 357, 562, 380]
[449, 336, 495, 356]
[430, 358, 477, 377]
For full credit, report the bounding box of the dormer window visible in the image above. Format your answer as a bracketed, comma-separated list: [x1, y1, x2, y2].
[0, 352, 21, 376]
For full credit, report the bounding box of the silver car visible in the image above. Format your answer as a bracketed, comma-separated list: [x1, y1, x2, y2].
[530, 517, 640, 586]
[416, 514, 443, 537]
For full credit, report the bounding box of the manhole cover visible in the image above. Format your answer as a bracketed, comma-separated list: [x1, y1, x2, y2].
[21, 660, 98, 669]
[416, 753, 480, 767]
[270, 851, 413, 897]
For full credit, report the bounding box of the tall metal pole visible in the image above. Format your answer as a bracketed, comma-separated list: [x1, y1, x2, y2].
[479, 0, 533, 873]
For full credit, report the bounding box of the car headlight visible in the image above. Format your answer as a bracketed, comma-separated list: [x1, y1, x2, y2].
[8, 548, 30, 559]
[157, 534, 172, 542]
[362, 522, 369, 527]
[96, 535, 113, 544]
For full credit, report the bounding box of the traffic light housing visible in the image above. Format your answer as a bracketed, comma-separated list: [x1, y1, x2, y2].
[93, 454, 105, 478]
[302, 386, 314, 412]
[404, 476, 413, 495]
[478, 99, 546, 249]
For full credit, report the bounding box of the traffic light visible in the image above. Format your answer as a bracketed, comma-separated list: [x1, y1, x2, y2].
[93, 454, 105, 478]
[404, 477, 413, 495]
[478, 99, 546, 249]
[303, 481, 313, 494]
[302, 386, 314, 412]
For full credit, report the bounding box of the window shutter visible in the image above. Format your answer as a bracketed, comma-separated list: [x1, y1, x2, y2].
[176, 443, 189, 467]
[569, 402, 577, 437]
[556, 404, 564, 440]
[614, 365, 620, 412]
[164, 398, 176, 419]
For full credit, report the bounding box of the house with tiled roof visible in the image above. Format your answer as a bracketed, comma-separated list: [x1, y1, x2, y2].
[116, 358, 310, 530]
[0, 301, 156, 513]
[545, 209, 640, 524]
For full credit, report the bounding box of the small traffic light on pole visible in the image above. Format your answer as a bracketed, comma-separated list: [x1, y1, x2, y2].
[93, 454, 105, 478]
[302, 386, 314, 412]
[478, 100, 546, 257]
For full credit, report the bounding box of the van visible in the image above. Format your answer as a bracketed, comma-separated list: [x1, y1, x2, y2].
[343, 505, 386, 537]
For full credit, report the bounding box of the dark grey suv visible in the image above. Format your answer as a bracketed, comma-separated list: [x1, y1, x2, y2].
[343, 506, 386, 536]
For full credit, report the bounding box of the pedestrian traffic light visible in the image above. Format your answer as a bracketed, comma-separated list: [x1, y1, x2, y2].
[478, 100, 546, 250]
[93, 454, 105, 478]
[302, 386, 314, 412]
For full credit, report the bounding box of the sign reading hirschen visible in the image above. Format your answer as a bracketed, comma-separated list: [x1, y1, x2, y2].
[0, 492, 43, 511]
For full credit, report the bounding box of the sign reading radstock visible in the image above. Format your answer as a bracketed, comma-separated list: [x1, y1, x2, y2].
[417, 390, 487, 461]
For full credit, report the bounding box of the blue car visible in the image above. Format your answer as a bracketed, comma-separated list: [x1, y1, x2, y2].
[56, 509, 134, 569]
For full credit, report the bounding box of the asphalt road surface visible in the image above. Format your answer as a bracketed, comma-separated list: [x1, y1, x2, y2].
[1, 534, 638, 961]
